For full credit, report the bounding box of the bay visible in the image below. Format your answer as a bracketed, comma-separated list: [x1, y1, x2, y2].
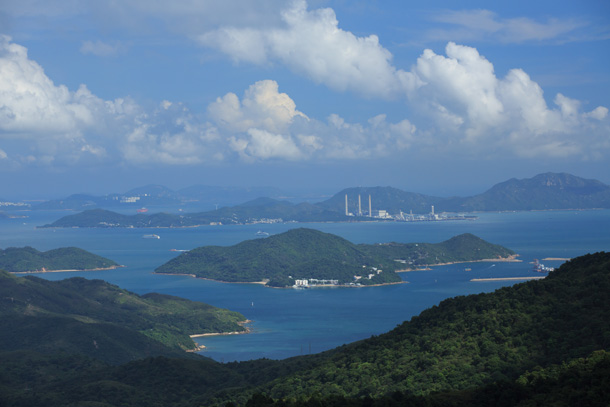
[1, 209, 609, 362]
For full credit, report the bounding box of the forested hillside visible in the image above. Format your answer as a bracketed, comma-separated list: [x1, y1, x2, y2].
[0, 246, 119, 273]
[0, 271, 246, 365]
[1, 252, 608, 406]
[154, 229, 514, 287]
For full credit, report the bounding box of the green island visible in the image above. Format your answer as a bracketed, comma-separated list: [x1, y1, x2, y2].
[0, 246, 121, 273]
[1, 252, 608, 406]
[154, 229, 516, 287]
[0, 270, 247, 365]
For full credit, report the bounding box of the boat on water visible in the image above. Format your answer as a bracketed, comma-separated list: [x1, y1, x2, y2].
[143, 234, 160, 239]
[137, 208, 148, 213]
[256, 231, 270, 236]
[532, 259, 554, 273]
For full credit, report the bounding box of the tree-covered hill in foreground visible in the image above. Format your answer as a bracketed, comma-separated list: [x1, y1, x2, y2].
[0, 270, 246, 365]
[154, 229, 515, 287]
[1, 252, 609, 406]
[0, 246, 120, 273]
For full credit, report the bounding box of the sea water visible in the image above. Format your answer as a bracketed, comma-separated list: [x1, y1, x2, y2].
[1, 209, 609, 362]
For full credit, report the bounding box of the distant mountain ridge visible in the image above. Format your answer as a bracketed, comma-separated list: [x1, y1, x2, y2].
[37, 173, 610, 228]
[32, 184, 287, 211]
[323, 173, 610, 213]
[452, 172, 610, 211]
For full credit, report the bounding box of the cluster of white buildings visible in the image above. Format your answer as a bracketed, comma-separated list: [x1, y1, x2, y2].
[0, 201, 30, 208]
[292, 266, 383, 287]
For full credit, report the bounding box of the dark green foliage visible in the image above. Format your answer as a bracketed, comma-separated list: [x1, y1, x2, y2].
[0, 270, 246, 364]
[237, 350, 610, 406]
[0, 246, 119, 273]
[155, 228, 399, 285]
[361, 233, 515, 267]
[239, 252, 610, 401]
[155, 229, 513, 286]
[1, 252, 609, 406]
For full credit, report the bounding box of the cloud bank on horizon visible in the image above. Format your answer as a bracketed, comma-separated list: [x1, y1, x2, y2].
[0, 0, 608, 187]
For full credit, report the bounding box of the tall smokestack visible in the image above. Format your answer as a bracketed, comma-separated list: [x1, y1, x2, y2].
[369, 195, 372, 217]
[358, 195, 362, 216]
[345, 194, 348, 216]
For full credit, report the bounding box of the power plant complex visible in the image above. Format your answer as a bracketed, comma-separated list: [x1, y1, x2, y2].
[344, 194, 475, 222]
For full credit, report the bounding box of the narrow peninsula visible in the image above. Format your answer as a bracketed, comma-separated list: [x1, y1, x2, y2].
[154, 229, 515, 288]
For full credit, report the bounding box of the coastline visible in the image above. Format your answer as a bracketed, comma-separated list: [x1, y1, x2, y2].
[396, 254, 521, 272]
[155, 271, 406, 288]
[188, 320, 252, 351]
[11, 265, 125, 274]
[153, 272, 269, 285]
[471, 276, 546, 282]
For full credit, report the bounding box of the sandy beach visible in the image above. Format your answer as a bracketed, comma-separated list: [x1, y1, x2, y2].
[11, 265, 125, 274]
[190, 320, 252, 338]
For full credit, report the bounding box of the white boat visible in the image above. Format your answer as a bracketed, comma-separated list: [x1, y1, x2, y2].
[142, 234, 160, 239]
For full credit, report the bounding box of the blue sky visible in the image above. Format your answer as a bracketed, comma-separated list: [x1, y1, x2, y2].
[1, 0, 609, 199]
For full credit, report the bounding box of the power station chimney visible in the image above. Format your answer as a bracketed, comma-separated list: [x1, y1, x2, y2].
[369, 195, 372, 217]
[431, 205, 435, 215]
[345, 194, 348, 216]
[358, 195, 362, 216]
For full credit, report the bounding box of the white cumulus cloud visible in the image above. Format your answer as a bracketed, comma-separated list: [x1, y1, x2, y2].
[200, 0, 406, 99]
[404, 42, 609, 158]
[208, 79, 308, 134]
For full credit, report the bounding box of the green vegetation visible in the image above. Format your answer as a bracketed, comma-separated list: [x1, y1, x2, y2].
[0, 270, 246, 365]
[1, 251, 608, 406]
[363, 232, 516, 267]
[155, 228, 402, 286]
[39, 199, 348, 228]
[0, 246, 120, 273]
[155, 229, 514, 287]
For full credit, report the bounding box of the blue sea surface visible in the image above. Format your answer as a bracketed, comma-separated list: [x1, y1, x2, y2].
[1, 209, 609, 362]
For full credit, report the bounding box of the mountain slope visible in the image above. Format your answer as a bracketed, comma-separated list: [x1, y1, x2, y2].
[243, 251, 610, 401]
[0, 271, 247, 365]
[155, 229, 514, 286]
[1, 252, 608, 406]
[154, 228, 403, 286]
[453, 172, 610, 211]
